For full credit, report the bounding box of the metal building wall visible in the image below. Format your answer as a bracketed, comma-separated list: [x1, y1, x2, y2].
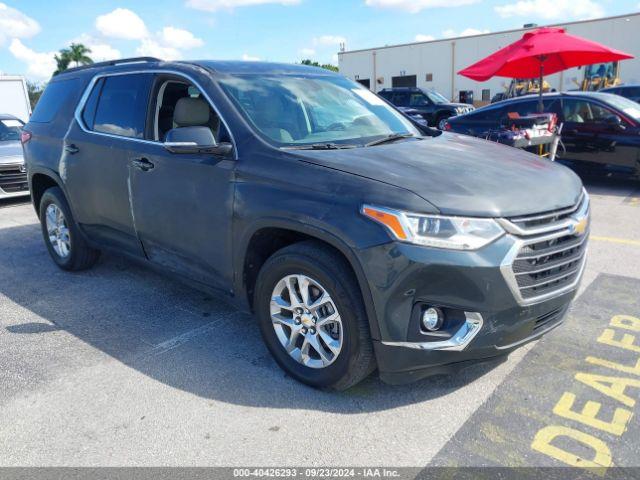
[338, 13, 640, 104]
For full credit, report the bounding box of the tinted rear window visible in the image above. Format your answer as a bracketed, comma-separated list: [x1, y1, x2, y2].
[93, 74, 152, 139]
[30, 78, 81, 123]
[81, 78, 104, 130]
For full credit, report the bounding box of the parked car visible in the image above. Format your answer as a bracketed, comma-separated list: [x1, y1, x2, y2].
[600, 84, 640, 103]
[394, 107, 430, 127]
[378, 87, 474, 129]
[0, 114, 29, 198]
[445, 91, 640, 178]
[23, 58, 588, 390]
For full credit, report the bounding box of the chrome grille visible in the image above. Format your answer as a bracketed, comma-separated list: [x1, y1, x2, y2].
[500, 190, 589, 304]
[0, 164, 28, 194]
[513, 232, 588, 299]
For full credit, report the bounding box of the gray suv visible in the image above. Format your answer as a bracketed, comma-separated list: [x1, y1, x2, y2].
[22, 58, 588, 389]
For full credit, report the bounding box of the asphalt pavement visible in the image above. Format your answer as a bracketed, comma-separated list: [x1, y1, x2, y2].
[0, 177, 638, 469]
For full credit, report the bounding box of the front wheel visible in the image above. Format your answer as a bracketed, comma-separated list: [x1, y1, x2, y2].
[255, 241, 375, 390]
[39, 187, 100, 271]
[436, 113, 452, 130]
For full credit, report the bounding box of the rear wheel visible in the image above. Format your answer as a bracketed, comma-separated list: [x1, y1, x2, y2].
[39, 187, 100, 271]
[255, 241, 375, 390]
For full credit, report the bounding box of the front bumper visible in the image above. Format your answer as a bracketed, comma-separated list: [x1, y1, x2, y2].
[357, 228, 586, 384]
[0, 162, 29, 198]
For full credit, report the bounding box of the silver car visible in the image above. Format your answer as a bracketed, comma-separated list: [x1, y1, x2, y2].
[0, 114, 29, 198]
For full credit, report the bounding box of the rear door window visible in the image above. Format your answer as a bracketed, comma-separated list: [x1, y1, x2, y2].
[81, 78, 104, 130]
[30, 78, 81, 123]
[391, 92, 409, 107]
[505, 99, 561, 118]
[92, 74, 152, 139]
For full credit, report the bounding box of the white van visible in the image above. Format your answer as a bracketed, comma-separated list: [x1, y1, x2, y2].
[0, 76, 31, 122]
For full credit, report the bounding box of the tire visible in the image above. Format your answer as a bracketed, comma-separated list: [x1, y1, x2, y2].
[436, 113, 452, 130]
[255, 240, 376, 390]
[39, 186, 100, 271]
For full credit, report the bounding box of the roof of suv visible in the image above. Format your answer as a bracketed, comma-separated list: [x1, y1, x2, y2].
[601, 84, 640, 90]
[379, 87, 423, 92]
[54, 57, 339, 78]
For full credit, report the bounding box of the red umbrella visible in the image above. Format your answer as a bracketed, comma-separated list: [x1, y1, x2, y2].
[459, 27, 633, 110]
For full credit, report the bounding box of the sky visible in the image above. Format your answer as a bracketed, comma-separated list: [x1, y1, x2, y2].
[0, 0, 638, 82]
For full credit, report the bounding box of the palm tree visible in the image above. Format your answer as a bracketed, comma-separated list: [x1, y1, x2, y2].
[54, 43, 93, 75]
[68, 43, 93, 68]
[54, 49, 71, 75]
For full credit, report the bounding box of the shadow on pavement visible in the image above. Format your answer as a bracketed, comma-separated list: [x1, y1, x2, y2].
[580, 174, 640, 199]
[0, 222, 505, 413]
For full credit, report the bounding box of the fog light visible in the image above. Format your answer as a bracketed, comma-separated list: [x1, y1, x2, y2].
[422, 307, 444, 331]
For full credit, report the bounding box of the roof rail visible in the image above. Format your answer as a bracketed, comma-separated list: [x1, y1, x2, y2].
[53, 57, 161, 76]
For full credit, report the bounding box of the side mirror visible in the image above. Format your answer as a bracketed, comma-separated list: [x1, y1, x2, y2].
[605, 115, 624, 130]
[163, 126, 234, 156]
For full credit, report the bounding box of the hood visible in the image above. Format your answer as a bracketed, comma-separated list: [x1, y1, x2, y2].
[444, 102, 474, 109]
[292, 133, 583, 218]
[0, 141, 24, 165]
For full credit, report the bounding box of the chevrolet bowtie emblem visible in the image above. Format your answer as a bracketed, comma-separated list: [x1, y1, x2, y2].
[570, 216, 588, 235]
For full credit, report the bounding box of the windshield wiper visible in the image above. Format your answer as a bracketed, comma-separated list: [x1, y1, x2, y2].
[283, 143, 358, 150]
[365, 133, 419, 147]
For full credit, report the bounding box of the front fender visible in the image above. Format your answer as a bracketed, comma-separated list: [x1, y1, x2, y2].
[233, 215, 384, 341]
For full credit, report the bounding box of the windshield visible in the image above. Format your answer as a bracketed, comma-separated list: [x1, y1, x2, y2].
[600, 93, 640, 121]
[218, 74, 420, 147]
[426, 90, 449, 104]
[0, 118, 23, 142]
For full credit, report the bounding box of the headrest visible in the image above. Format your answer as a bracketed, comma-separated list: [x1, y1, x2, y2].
[174, 97, 210, 127]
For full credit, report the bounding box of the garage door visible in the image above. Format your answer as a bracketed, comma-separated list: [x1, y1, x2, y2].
[392, 75, 417, 88]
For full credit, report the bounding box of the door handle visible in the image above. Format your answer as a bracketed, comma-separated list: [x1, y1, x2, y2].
[131, 157, 155, 172]
[64, 144, 80, 154]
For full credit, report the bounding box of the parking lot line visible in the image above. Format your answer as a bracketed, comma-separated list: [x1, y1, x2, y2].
[591, 236, 640, 247]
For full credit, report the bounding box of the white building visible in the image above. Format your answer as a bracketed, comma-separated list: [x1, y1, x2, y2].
[338, 12, 640, 105]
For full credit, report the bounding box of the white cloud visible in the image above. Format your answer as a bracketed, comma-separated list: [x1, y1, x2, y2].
[8, 39, 55, 79]
[299, 35, 345, 64]
[0, 3, 40, 45]
[96, 8, 148, 40]
[241, 53, 261, 61]
[442, 28, 489, 38]
[186, 0, 300, 12]
[73, 34, 121, 62]
[415, 34, 435, 42]
[86, 43, 122, 62]
[159, 26, 204, 49]
[95, 9, 203, 61]
[136, 38, 182, 60]
[365, 0, 480, 13]
[495, 0, 605, 20]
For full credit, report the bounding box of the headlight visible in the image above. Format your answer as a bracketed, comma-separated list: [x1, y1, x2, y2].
[362, 205, 504, 250]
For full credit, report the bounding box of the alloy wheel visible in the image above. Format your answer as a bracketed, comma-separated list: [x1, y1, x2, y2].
[270, 274, 343, 369]
[45, 204, 71, 258]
